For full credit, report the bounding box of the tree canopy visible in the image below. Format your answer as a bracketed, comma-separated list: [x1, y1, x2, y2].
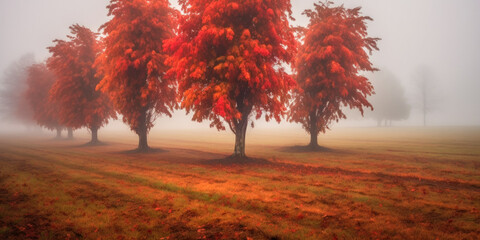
[165, 0, 297, 157]
[25, 63, 63, 136]
[289, 1, 379, 148]
[48, 24, 116, 143]
[96, 0, 178, 151]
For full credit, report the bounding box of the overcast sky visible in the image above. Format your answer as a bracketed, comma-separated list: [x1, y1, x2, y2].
[1, 0, 479, 129]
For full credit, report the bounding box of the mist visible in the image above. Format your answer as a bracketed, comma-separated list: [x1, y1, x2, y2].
[1, 0, 479, 135]
[1, 2, 479, 239]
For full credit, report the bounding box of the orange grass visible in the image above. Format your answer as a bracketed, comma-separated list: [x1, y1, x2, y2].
[0, 127, 479, 239]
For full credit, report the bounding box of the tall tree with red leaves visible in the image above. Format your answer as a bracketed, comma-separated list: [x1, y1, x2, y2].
[96, 0, 177, 152]
[47, 24, 116, 145]
[289, 2, 379, 149]
[25, 63, 64, 138]
[165, 0, 297, 159]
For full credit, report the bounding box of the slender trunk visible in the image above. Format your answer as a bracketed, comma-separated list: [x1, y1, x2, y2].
[233, 114, 248, 158]
[309, 111, 319, 148]
[423, 110, 426, 127]
[67, 128, 73, 139]
[423, 81, 427, 127]
[56, 127, 62, 138]
[137, 110, 149, 152]
[90, 127, 98, 144]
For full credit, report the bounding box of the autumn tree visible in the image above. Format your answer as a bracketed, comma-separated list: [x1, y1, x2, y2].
[96, 0, 177, 152]
[47, 24, 116, 145]
[0, 54, 36, 126]
[25, 63, 64, 137]
[165, 0, 297, 159]
[289, 2, 379, 149]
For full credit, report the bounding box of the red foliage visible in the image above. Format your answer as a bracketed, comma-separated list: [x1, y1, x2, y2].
[25, 63, 62, 131]
[47, 24, 116, 133]
[289, 2, 379, 143]
[166, 0, 297, 156]
[96, 0, 177, 149]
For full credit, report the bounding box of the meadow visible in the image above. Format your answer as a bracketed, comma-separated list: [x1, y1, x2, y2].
[0, 127, 479, 239]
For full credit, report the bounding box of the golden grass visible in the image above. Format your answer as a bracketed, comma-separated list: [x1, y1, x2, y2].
[0, 126, 479, 239]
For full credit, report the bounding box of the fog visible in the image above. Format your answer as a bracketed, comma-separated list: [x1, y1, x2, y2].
[1, 0, 479, 135]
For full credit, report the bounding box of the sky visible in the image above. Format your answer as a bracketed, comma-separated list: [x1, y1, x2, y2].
[0, 0, 479, 131]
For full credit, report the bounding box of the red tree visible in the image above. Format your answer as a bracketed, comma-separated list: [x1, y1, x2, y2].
[165, 0, 297, 159]
[47, 24, 116, 144]
[25, 63, 64, 137]
[289, 2, 379, 149]
[96, 0, 177, 152]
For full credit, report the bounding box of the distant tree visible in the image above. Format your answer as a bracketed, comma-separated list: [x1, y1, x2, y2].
[0, 54, 36, 126]
[413, 65, 436, 127]
[47, 24, 116, 145]
[25, 63, 64, 137]
[289, 2, 379, 149]
[165, 0, 297, 159]
[96, 0, 177, 152]
[367, 70, 410, 126]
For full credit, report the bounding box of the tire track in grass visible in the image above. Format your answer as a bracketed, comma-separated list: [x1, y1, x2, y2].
[1, 146, 357, 238]
[2, 147, 214, 204]
[0, 150, 265, 239]
[0, 157, 91, 239]
[2, 143, 476, 239]
[13, 142, 480, 238]
[17, 142, 480, 198]
[264, 161, 480, 191]
[18, 140, 480, 197]
[6, 144, 478, 232]
[7, 144, 479, 213]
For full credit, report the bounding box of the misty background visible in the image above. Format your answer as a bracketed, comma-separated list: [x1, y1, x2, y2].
[1, 0, 479, 137]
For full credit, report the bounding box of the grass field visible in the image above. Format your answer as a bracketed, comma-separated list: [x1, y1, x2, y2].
[0, 127, 479, 239]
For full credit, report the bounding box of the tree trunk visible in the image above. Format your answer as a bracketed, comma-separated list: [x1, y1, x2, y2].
[136, 110, 149, 152]
[67, 128, 73, 139]
[423, 110, 426, 127]
[232, 109, 251, 159]
[90, 127, 99, 144]
[309, 111, 319, 149]
[55, 127, 62, 138]
[138, 128, 148, 152]
[233, 117, 248, 158]
[423, 81, 427, 127]
[138, 130, 149, 152]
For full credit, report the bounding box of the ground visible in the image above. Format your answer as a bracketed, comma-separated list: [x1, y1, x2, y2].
[0, 127, 479, 239]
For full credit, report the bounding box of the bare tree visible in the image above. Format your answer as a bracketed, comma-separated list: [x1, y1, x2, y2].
[413, 66, 437, 127]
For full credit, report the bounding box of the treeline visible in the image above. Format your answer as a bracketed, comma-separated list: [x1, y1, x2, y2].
[5, 0, 379, 158]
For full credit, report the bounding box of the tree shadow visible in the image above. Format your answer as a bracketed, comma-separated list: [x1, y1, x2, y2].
[107, 147, 224, 164]
[277, 145, 334, 153]
[199, 155, 272, 166]
[47, 137, 74, 142]
[75, 141, 109, 148]
[119, 147, 169, 154]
